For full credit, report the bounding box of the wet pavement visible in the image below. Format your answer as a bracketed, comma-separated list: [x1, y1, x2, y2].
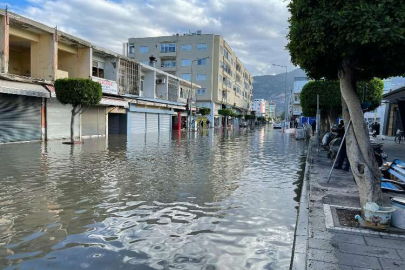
[0, 126, 307, 270]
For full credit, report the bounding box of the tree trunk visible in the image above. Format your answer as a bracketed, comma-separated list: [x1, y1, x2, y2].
[339, 59, 382, 210]
[328, 109, 339, 128]
[70, 105, 77, 144]
[320, 110, 330, 137]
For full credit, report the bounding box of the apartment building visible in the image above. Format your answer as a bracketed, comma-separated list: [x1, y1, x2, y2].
[252, 99, 266, 117]
[125, 32, 254, 127]
[292, 77, 310, 121]
[267, 101, 276, 120]
[0, 9, 198, 143]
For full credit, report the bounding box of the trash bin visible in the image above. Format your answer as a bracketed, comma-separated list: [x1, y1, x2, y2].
[390, 197, 405, 230]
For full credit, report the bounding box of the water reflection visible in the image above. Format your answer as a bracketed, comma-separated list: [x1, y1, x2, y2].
[0, 126, 307, 269]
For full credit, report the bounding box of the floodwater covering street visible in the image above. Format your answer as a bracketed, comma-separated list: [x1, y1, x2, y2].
[0, 126, 307, 270]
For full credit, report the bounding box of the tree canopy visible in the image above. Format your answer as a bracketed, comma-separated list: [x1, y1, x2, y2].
[55, 78, 102, 107]
[300, 79, 384, 117]
[218, 109, 233, 117]
[199, 107, 211, 116]
[287, 0, 405, 80]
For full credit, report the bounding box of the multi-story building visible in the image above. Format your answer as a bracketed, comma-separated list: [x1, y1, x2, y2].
[0, 9, 198, 143]
[292, 77, 310, 121]
[267, 101, 276, 120]
[125, 32, 254, 127]
[253, 99, 266, 117]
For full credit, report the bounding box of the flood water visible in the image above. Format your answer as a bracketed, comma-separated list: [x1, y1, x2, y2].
[0, 126, 307, 270]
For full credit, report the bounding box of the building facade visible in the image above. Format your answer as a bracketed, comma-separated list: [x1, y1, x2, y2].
[125, 32, 254, 127]
[0, 10, 198, 144]
[291, 77, 310, 121]
[253, 99, 266, 117]
[267, 101, 276, 120]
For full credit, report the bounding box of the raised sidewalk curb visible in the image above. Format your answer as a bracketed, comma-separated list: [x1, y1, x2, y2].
[291, 141, 312, 270]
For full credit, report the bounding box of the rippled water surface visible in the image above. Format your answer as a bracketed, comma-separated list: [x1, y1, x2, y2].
[0, 127, 307, 270]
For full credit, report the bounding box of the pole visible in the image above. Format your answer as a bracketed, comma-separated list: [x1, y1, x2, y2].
[284, 66, 288, 124]
[316, 94, 320, 153]
[188, 63, 193, 132]
[327, 120, 352, 183]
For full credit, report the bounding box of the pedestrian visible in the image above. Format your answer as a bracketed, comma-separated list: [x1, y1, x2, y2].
[311, 120, 316, 136]
[200, 119, 204, 129]
[206, 119, 210, 128]
[335, 120, 350, 171]
[373, 122, 380, 136]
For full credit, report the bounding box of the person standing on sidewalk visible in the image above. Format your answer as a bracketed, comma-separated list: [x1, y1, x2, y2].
[311, 120, 316, 136]
[335, 120, 350, 171]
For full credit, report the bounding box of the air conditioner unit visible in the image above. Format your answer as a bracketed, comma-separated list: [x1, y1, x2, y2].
[156, 78, 166, 84]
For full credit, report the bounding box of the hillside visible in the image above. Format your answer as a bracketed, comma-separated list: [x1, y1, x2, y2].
[253, 68, 306, 113]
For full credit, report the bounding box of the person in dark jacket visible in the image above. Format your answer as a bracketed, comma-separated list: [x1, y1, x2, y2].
[335, 120, 349, 171]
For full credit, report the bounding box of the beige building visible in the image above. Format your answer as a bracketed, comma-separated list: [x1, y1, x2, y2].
[0, 9, 198, 143]
[125, 32, 253, 127]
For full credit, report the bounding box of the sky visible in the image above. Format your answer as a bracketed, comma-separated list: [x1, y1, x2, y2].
[2, 0, 294, 76]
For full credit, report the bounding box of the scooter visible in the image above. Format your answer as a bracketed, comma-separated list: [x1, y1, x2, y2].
[327, 138, 387, 167]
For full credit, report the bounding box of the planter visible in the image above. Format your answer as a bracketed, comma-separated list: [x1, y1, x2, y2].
[390, 197, 405, 229]
[363, 203, 396, 229]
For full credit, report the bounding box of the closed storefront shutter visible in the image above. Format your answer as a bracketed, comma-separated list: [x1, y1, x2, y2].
[159, 114, 171, 132]
[47, 98, 79, 140]
[130, 112, 146, 134]
[146, 114, 159, 133]
[82, 106, 106, 136]
[0, 93, 41, 143]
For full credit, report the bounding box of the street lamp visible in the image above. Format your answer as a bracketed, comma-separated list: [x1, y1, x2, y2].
[188, 57, 210, 131]
[271, 64, 288, 124]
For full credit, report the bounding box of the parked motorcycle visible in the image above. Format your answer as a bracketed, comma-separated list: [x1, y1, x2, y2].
[327, 138, 387, 167]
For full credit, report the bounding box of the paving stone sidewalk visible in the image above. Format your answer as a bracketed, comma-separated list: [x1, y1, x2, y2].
[292, 141, 405, 270]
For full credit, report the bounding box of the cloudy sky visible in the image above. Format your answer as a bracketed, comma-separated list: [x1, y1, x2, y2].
[3, 0, 294, 76]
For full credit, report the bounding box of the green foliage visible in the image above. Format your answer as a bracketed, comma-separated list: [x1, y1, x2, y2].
[257, 116, 266, 122]
[199, 107, 211, 116]
[244, 114, 254, 120]
[300, 79, 384, 117]
[236, 114, 244, 119]
[218, 109, 233, 117]
[55, 78, 102, 107]
[287, 0, 405, 80]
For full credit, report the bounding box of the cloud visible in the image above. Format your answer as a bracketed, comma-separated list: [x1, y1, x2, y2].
[8, 0, 294, 75]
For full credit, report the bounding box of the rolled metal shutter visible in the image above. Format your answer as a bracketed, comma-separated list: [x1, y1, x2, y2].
[82, 106, 106, 136]
[47, 98, 79, 139]
[0, 93, 41, 143]
[130, 112, 146, 134]
[159, 114, 171, 132]
[146, 114, 159, 133]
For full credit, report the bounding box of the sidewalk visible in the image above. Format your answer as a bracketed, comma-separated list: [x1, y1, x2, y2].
[292, 140, 405, 270]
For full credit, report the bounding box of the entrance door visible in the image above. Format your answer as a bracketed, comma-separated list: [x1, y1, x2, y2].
[108, 113, 127, 134]
[0, 94, 41, 143]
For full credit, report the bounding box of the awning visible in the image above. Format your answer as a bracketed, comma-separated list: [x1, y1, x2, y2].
[383, 87, 405, 103]
[100, 97, 129, 108]
[0, 80, 50, 98]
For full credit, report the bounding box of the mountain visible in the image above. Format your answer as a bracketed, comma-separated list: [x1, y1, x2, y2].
[253, 68, 306, 113]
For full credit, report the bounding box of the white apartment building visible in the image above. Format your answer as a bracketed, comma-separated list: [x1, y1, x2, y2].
[124, 32, 254, 127]
[253, 99, 266, 117]
[292, 77, 310, 120]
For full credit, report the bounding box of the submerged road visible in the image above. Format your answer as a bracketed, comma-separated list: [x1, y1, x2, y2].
[0, 126, 307, 270]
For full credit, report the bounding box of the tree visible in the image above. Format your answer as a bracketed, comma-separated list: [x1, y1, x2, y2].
[199, 107, 211, 116]
[218, 109, 233, 128]
[287, 0, 405, 209]
[55, 78, 102, 143]
[300, 79, 384, 135]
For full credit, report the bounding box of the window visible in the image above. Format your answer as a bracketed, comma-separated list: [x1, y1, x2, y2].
[139, 46, 149, 53]
[197, 58, 207, 65]
[219, 75, 223, 83]
[162, 60, 176, 68]
[220, 45, 224, 55]
[161, 43, 176, 53]
[197, 88, 206, 95]
[223, 48, 231, 61]
[197, 43, 207, 51]
[181, 73, 191, 81]
[223, 62, 232, 76]
[196, 73, 207, 81]
[129, 45, 135, 54]
[294, 95, 299, 102]
[181, 59, 191, 66]
[92, 61, 104, 78]
[181, 44, 192, 51]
